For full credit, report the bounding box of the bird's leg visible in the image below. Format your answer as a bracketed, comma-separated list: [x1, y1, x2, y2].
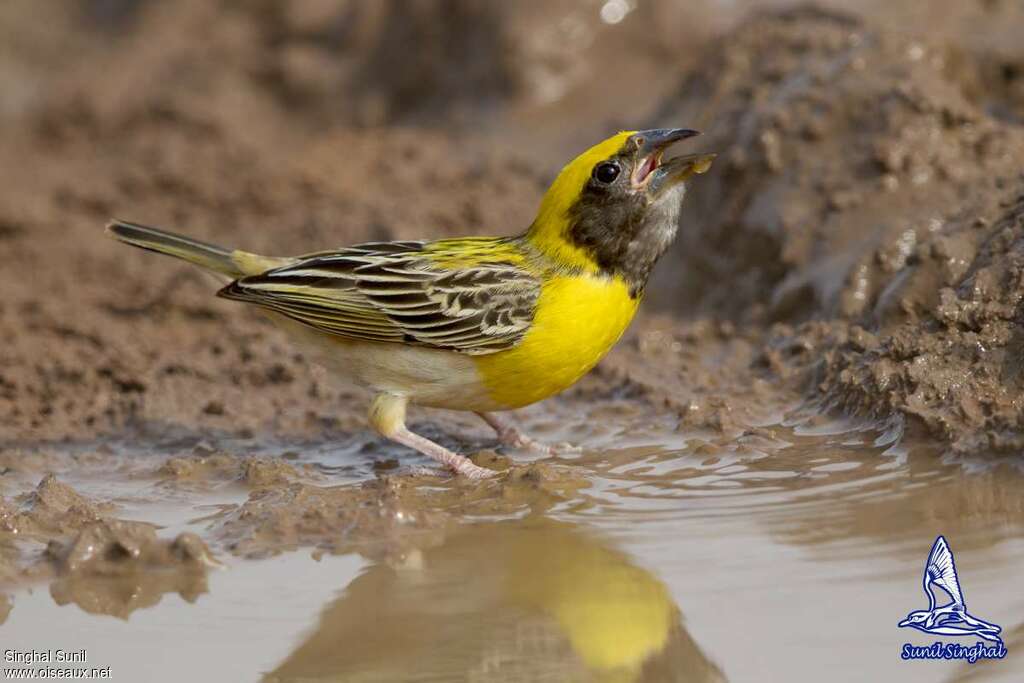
[370, 394, 496, 479]
[475, 411, 576, 455]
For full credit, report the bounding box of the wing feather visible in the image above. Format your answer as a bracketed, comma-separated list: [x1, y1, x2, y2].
[218, 239, 540, 355]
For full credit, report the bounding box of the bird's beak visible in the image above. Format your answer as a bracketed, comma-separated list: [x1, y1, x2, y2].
[649, 153, 716, 193]
[898, 618, 911, 627]
[630, 128, 714, 195]
[636, 128, 701, 155]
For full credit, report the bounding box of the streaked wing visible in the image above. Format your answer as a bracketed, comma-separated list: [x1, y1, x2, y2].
[925, 536, 965, 608]
[218, 239, 541, 355]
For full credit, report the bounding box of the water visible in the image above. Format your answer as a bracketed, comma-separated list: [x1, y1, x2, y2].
[3, 404, 1024, 682]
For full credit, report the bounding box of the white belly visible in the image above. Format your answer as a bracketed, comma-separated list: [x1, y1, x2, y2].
[272, 316, 495, 410]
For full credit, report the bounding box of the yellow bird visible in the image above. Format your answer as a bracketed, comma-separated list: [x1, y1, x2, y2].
[107, 129, 713, 478]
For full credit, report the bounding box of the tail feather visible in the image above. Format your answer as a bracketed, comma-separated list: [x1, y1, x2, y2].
[106, 220, 285, 279]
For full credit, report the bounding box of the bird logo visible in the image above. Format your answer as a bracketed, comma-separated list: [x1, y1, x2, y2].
[898, 536, 1002, 644]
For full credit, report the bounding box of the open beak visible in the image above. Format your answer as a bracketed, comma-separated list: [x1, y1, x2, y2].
[630, 128, 714, 195]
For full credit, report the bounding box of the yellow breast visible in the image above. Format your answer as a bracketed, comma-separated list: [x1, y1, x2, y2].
[473, 273, 639, 410]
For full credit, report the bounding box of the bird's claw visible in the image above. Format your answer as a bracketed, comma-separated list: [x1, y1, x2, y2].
[497, 429, 578, 456]
[410, 461, 498, 479]
[454, 460, 499, 479]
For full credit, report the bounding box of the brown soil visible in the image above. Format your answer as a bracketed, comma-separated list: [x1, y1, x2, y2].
[1, 0, 1023, 594]
[656, 6, 1024, 452]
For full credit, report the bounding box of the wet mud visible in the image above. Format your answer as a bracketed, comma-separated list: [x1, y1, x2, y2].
[1, 2, 1024, 681]
[655, 7, 1024, 452]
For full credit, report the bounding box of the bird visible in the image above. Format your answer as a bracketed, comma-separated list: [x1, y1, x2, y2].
[898, 536, 1003, 643]
[106, 128, 714, 478]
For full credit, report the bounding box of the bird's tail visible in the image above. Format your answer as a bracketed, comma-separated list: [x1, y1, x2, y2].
[105, 220, 287, 279]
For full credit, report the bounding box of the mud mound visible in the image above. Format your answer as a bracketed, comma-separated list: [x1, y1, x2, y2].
[0, 474, 217, 609]
[650, 8, 1024, 451]
[7, 475, 112, 538]
[46, 520, 214, 619]
[157, 449, 312, 487]
[821, 193, 1024, 452]
[48, 519, 214, 575]
[656, 7, 1024, 324]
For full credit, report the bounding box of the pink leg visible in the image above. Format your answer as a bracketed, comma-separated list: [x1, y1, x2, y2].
[476, 412, 576, 455]
[369, 394, 496, 479]
[389, 425, 496, 479]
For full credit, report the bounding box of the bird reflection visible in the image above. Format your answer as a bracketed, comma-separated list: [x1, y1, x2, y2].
[266, 518, 725, 682]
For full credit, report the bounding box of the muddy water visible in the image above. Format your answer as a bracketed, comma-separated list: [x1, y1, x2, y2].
[3, 401, 1023, 683]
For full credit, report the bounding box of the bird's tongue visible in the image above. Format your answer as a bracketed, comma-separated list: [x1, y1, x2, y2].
[635, 153, 660, 184]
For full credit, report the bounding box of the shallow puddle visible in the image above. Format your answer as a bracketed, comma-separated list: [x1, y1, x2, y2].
[3, 402, 1024, 682]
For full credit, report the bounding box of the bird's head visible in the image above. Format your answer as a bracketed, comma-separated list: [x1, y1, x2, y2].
[528, 128, 714, 297]
[899, 610, 931, 628]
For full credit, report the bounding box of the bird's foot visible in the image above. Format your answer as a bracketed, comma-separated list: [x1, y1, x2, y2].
[497, 427, 578, 456]
[371, 394, 498, 479]
[446, 456, 499, 479]
[399, 439, 497, 479]
[476, 412, 580, 456]
[409, 460, 497, 479]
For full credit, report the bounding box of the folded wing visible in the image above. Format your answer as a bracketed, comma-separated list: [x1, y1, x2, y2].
[218, 239, 541, 355]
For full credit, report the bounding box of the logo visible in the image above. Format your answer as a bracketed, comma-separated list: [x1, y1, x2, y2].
[898, 535, 1006, 663]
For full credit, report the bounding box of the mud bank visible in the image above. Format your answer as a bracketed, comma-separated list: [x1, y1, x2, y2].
[0, 424, 600, 586]
[655, 8, 1024, 452]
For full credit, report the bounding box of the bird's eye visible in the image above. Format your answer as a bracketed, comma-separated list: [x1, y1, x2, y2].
[593, 162, 620, 184]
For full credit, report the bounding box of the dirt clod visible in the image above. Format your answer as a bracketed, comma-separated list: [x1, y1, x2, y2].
[47, 519, 214, 620]
[10, 475, 112, 538]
